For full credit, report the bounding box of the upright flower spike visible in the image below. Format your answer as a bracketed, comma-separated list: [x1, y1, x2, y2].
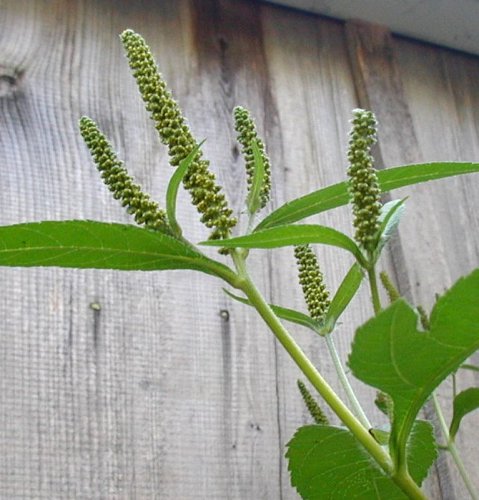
[79, 116, 170, 234]
[120, 29, 236, 241]
[294, 244, 330, 322]
[233, 106, 271, 210]
[347, 109, 382, 252]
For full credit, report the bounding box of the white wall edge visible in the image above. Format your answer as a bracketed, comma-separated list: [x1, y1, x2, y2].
[261, 0, 479, 57]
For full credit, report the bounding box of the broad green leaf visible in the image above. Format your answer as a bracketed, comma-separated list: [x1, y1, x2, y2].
[450, 388, 479, 439]
[286, 422, 435, 499]
[224, 289, 320, 332]
[201, 224, 365, 264]
[322, 263, 364, 333]
[349, 268, 479, 469]
[0, 220, 237, 282]
[256, 162, 479, 230]
[287, 425, 406, 499]
[166, 141, 204, 237]
[247, 141, 265, 214]
[375, 199, 406, 256]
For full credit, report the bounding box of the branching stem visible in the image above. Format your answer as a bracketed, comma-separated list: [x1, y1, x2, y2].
[231, 250, 427, 500]
[432, 393, 478, 500]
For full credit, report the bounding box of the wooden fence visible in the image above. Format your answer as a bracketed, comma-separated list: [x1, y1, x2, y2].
[1, 0, 478, 498]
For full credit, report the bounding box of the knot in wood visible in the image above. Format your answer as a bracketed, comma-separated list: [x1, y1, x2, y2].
[0, 65, 23, 98]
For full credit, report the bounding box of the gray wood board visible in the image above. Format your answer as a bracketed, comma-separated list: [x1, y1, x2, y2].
[0, 0, 478, 498]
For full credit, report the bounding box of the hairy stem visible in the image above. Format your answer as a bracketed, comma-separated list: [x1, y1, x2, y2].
[367, 263, 382, 315]
[432, 393, 478, 500]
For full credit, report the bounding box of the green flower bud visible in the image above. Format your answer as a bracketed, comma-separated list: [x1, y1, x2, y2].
[120, 29, 236, 240]
[375, 391, 393, 420]
[233, 106, 271, 209]
[347, 109, 382, 251]
[79, 116, 170, 234]
[294, 244, 330, 321]
[297, 380, 329, 425]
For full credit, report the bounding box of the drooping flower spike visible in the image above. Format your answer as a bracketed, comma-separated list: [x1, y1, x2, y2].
[297, 380, 329, 425]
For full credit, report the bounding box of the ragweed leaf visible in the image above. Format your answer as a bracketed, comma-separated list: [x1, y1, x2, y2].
[255, 162, 479, 231]
[286, 421, 436, 499]
[349, 268, 479, 471]
[0, 221, 237, 284]
[322, 263, 364, 333]
[201, 224, 365, 264]
[166, 141, 204, 237]
[450, 388, 479, 440]
[375, 199, 406, 256]
[247, 141, 266, 215]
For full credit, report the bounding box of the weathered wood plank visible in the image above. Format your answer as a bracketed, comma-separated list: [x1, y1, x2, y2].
[396, 37, 479, 500]
[0, 1, 478, 499]
[346, 19, 479, 499]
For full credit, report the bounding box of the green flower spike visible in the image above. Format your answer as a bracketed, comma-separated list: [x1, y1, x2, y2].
[294, 244, 330, 322]
[120, 29, 236, 241]
[233, 106, 272, 210]
[347, 109, 382, 252]
[297, 380, 329, 425]
[379, 271, 400, 303]
[79, 116, 170, 234]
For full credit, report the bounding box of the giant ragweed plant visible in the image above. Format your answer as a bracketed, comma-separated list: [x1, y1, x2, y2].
[1, 30, 479, 499]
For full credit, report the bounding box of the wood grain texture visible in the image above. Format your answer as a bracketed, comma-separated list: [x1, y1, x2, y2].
[0, 1, 478, 499]
[346, 20, 479, 499]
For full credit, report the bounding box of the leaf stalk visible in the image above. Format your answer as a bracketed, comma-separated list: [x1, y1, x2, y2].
[325, 333, 371, 429]
[432, 393, 478, 500]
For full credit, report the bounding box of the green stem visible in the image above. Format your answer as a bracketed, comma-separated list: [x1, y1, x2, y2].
[232, 251, 427, 500]
[325, 334, 371, 429]
[199, 252, 245, 289]
[432, 393, 478, 500]
[367, 263, 382, 315]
